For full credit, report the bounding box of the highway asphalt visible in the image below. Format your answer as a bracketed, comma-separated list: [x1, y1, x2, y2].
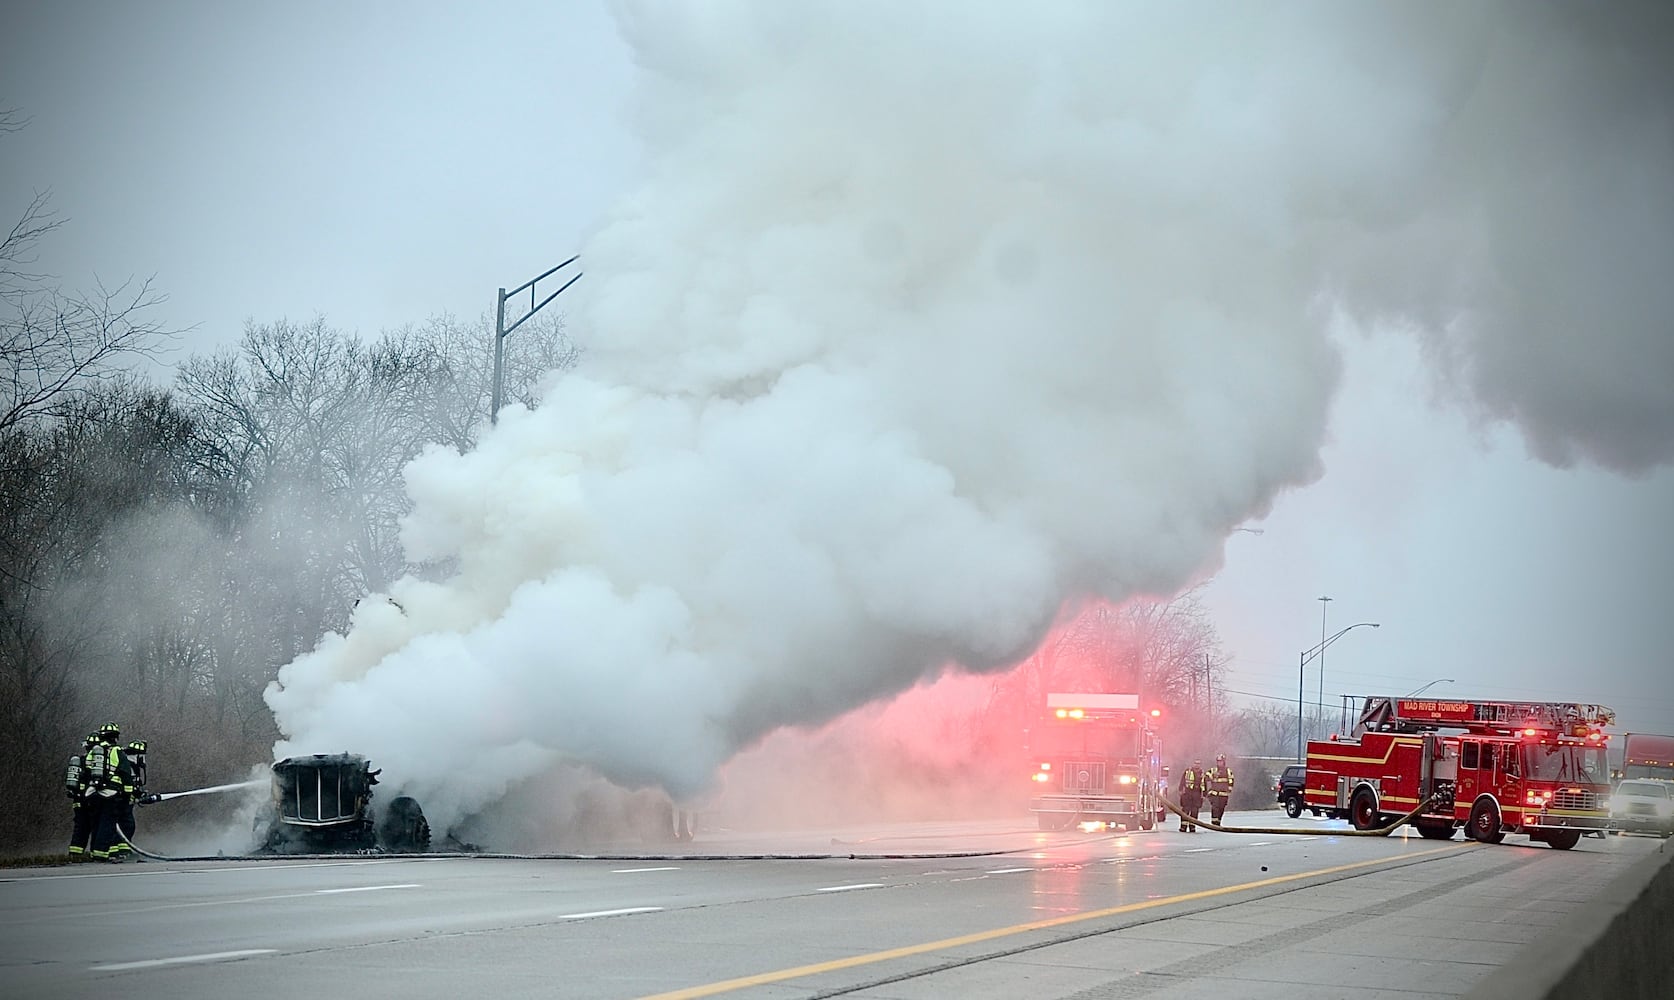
[1, 810, 1661, 999]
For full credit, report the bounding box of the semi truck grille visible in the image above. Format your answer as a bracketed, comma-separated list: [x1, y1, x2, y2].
[285, 764, 356, 823]
[1061, 761, 1106, 795]
[1550, 789, 1601, 811]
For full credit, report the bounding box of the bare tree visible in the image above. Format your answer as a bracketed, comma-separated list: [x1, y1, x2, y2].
[2, 108, 175, 451]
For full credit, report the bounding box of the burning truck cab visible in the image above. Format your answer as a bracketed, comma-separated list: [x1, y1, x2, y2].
[254, 753, 430, 854]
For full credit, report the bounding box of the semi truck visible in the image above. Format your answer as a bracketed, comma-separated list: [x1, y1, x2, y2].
[1026, 693, 1163, 832]
[1619, 732, 1674, 783]
[1304, 696, 1614, 850]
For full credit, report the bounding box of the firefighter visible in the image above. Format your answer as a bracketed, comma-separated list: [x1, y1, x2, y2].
[1180, 759, 1203, 832]
[87, 724, 135, 862]
[65, 732, 100, 860]
[1206, 753, 1236, 826]
[116, 739, 159, 853]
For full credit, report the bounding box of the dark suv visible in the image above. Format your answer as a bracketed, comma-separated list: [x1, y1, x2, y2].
[1275, 764, 1316, 818]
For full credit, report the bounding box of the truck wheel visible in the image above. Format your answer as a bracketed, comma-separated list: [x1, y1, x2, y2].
[1283, 792, 1304, 819]
[1140, 811, 1154, 831]
[1467, 800, 1505, 844]
[1415, 820, 1456, 840]
[1349, 788, 1380, 831]
[1542, 829, 1581, 850]
[379, 796, 431, 853]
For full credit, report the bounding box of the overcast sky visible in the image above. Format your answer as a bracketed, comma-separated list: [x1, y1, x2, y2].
[5, 2, 1671, 743]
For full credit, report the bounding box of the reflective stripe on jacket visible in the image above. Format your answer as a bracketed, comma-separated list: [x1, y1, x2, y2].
[1206, 767, 1234, 796]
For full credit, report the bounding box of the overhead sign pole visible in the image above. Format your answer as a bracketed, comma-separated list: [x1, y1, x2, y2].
[491, 254, 581, 424]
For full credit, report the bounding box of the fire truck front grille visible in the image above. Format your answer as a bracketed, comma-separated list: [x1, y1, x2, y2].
[1060, 761, 1106, 794]
[1550, 789, 1601, 811]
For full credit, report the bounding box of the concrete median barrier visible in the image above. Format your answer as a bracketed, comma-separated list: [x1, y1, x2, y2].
[1466, 841, 1672, 1000]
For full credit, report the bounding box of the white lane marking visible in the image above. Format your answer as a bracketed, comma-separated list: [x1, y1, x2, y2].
[560, 907, 663, 919]
[611, 866, 680, 873]
[985, 867, 1034, 874]
[1184, 848, 1213, 853]
[92, 949, 276, 972]
[67, 885, 421, 919]
[1247, 842, 1273, 847]
[3, 859, 406, 883]
[818, 883, 884, 892]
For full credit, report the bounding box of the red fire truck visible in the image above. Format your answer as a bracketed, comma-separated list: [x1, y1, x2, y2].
[1026, 693, 1163, 832]
[1304, 696, 1614, 850]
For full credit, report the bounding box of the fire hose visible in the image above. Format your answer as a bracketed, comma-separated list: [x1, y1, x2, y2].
[1157, 793, 1447, 836]
[109, 787, 1447, 863]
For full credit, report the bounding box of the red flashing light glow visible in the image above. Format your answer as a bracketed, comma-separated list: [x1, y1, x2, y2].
[1523, 728, 1538, 737]
[1069, 708, 1085, 719]
[1587, 732, 1602, 742]
[1150, 708, 1162, 717]
[1054, 709, 1068, 719]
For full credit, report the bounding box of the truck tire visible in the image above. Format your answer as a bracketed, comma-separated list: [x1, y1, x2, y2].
[379, 796, 431, 853]
[1283, 792, 1304, 819]
[1349, 787, 1380, 831]
[1542, 829, 1581, 850]
[1140, 810, 1155, 831]
[1467, 800, 1505, 844]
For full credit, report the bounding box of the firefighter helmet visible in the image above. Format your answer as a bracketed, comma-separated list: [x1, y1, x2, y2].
[97, 722, 121, 743]
[126, 739, 147, 754]
[1216, 754, 1227, 764]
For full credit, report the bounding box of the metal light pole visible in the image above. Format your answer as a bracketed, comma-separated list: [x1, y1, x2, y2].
[1316, 596, 1332, 728]
[1296, 621, 1380, 761]
[1404, 678, 1455, 698]
[492, 255, 582, 424]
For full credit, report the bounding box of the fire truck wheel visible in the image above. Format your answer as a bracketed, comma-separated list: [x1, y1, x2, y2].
[1282, 792, 1304, 819]
[1349, 788, 1380, 831]
[1415, 820, 1456, 840]
[1467, 800, 1505, 844]
[1140, 811, 1155, 831]
[1542, 829, 1581, 850]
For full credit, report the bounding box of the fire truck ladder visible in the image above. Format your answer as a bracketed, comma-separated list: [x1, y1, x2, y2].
[1353, 696, 1616, 737]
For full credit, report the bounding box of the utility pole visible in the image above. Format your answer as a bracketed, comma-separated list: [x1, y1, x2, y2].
[492, 255, 582, 424]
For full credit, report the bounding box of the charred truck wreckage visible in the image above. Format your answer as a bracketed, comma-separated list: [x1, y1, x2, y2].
[254, 754, 430, 854]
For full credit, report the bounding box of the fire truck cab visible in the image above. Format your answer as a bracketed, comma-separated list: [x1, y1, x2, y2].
[1305, 696, 1614, 850]
[1026, 693, 1163, 832]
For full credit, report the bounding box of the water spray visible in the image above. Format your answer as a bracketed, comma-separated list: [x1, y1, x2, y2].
[148, 779, 267, 802]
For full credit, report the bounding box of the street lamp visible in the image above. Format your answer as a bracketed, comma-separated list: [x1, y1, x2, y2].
[491, 255, 582, 424]
[1405, 678, 1455, 698]
[1316, 596, 1332, 726]
[1296, 622, 1380, 761]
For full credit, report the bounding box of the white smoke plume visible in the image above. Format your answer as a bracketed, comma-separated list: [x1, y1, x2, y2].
[267, 1, 1673, 837]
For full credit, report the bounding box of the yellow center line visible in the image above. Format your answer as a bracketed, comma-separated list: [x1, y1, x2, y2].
[638, 842, 1471, 999]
